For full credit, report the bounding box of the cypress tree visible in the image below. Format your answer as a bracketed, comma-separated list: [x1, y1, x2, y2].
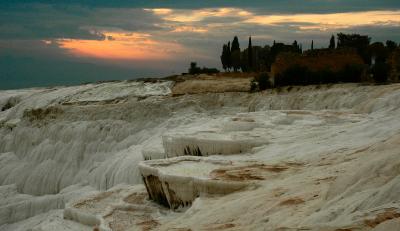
[220, 44, 229, 71]
[227, 41, 232, 71]
[248, 36, 253, 71]
[293, 40, 300, 53]
[231, 36, 240, 52]
[311, 40, 314, 50]
[329, 35, 335, 49]
[231, 36, 241, 72]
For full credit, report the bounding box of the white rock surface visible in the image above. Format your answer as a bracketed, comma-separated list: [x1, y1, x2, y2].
[2, 82, 400, 230]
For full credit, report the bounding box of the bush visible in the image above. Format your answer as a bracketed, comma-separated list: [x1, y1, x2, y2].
[188, 62, 220, 75]
[257, 72, 272, 90]
[338, 64, 364, 83]
[274, 64, 365, 87]
[372, 62, 390, 83]
[250, 72, 272, 92]
[250, 79, 258, 92]
[275, 65, 310, 87]
[201, 67, 220, 74]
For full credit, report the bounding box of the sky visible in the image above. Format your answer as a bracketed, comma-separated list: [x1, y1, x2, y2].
[1, 0, 400, 89]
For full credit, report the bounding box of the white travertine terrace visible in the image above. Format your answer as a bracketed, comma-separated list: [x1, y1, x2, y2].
[1, 81, 400, 230]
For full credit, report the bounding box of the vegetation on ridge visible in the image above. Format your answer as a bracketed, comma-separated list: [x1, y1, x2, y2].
[217, 33, 400, 91]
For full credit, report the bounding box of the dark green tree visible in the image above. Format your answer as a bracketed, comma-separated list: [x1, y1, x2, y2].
[250, 72, 272, 92]
[259, 45, 272, 71]
[231, 36, 240, 52]
[231, 50, 241, 72]
[292, 40, 298, 48]
[337, 33, 371, 62]
[292, 40, 301, 53]
[231, 36, 241, 72]
[386, 40, 398, 51]
[337, 33, 370, 49]
[240, 49, 249, 72]
[369, 42, 389, 63]
[220, 43, 229, 71]
[188, 62, 201, 74]
[311, 40, 314, 50]
[248, 36, 253, 71]
[372, 62, 390, 83]
[329, 35, 335, 49]
[227, 41, 232, 71]
[257, 72, 272, 90]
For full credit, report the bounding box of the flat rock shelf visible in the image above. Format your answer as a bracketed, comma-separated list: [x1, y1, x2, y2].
[139, 156, 252, 210]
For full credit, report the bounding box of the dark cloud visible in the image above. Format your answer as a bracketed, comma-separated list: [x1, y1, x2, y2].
[0, 4, 101, 40]
[0, 4, 164, 40]
[1, 1, 399, 41]
[2, 1, 400, 12]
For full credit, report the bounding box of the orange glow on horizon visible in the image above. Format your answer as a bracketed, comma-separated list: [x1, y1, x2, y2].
[58, 32, 185, 60]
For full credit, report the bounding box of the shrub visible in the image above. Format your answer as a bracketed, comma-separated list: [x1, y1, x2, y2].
[274, 64, 365, 87]
[250, 72, 272, 92]
[257, 72, 272, 90]
[188, 62, 201, 74]
[250, 79, 258, 92]
[275, 65, 309, 87]
[338, 64, 364, 82]
[188, 62, 220, 75]
[372, 62, 390, 83]
[201, 67, 220, 74]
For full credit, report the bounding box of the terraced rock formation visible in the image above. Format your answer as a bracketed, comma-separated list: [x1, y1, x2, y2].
[2, 80, 400, 230]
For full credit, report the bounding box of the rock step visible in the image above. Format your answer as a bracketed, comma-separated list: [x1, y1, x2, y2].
[139, 156, 253, 210]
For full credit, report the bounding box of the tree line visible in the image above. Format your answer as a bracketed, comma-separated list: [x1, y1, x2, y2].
[221, 34, 399, 72]
[220, 33, 400, 89]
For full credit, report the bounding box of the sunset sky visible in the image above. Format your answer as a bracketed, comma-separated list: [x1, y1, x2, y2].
[1, 0, 400, 89]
